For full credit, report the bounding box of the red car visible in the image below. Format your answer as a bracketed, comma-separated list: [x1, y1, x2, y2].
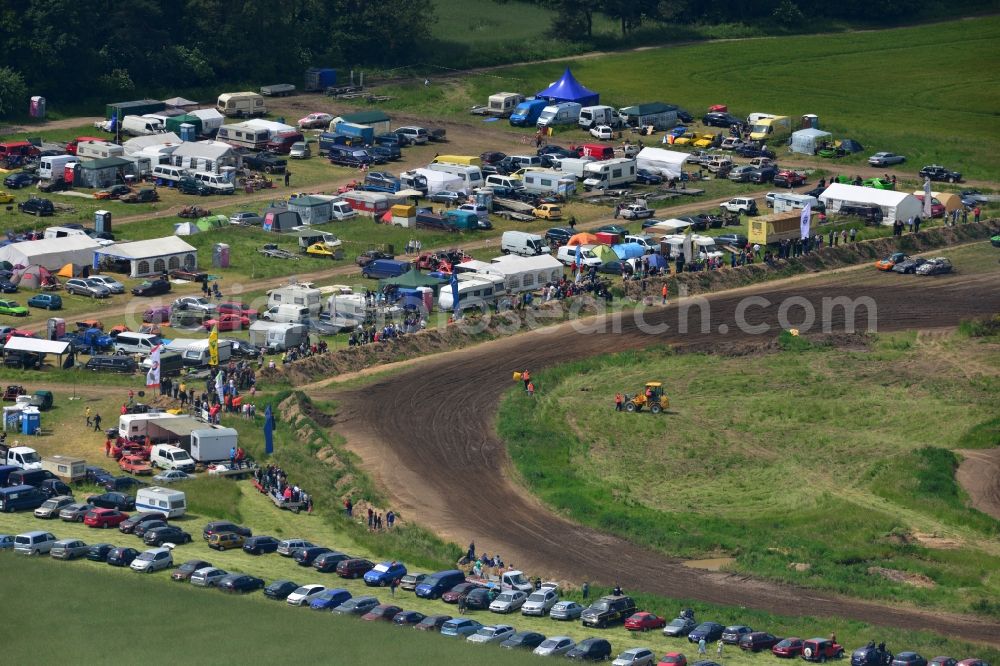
[84, 507, 130, 528]
[202, 314, 250, 332]
[625, 612, 667, 632]
[658, 652, 688, 666]
[774, 170, 807, 188]
[441, 582, 481, 604]
[361, 604, 402, 622]
[119, 454, 153, 475]
[802, 638, 844, 662]
[773, 638, 805, 658]
[914, 195, 946, 218]
[217, 302, 257, 320]
[336, 558, 374, 579]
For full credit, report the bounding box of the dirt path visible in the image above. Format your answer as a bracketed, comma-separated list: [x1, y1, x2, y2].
[0, 117, 104, 134]
[956, 448, 1000, 521]
[330, 269, 1000, 645]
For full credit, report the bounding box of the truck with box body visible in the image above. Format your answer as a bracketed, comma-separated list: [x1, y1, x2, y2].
[555, 157, 593, 179]
[216, 92, 267, 118]
[37, 155, 77, 181]
[536, 102, 582, 129]
[41, 455, 86, 483]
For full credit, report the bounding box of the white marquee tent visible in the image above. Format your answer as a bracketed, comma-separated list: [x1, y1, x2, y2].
[0, 236, 100, 270]
[94, 236, 197, 277]
[635, 147, 688, 179]
[819, 183, 923, 225]
[790, 128, 833, 155]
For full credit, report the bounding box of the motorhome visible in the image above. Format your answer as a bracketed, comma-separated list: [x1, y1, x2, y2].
[75, 141, 124, 160]
[215, 123, 271, 150]
[536, 102, 582, 129]
[437, 273, 507, 311]
[426, 162, 484, 192]
[267, 282, 322, 317]
[37, 155, 76, 181]
[43, 226, 88, 240]
[582, 158, 637, 190]
[554, 157, 593, 179]
[216, 92, 267, 117]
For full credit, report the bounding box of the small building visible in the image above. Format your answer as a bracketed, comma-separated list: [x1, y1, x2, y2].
[94, 236, 198, 277]
[331, 110, 391, 134]
[820, 183, 923, 226]
[171, 140, 241, 172]
[287, 195, 334, 225]
[74, 157, 131, 188]
[0, 235, 100, 270]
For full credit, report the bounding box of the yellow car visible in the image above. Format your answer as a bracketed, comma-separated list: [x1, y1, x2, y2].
[692, 133, 717, 148]
[305, 242, 340, 258]
[533, 203, 562, 220]
[671, 132, 698, 145]
[0, 191, 14, 204]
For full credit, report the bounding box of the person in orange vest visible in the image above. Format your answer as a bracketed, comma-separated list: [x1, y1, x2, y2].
[527, 381, 535, 397]
[614, 393, 623, 411]
[661, 283, 668, 305]
[522, 369, 531, 391]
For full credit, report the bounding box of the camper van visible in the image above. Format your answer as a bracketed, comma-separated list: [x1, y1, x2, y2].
[501, 231, 549, 257]
[151, 164, 190, 185]
[578, 105, 623, 130]
[522, 170, 576, 196]
[509, 99, 548, 127]
[75, 141, 124, 160]
[556, 244, 602, 267]
[267, 283, 321, 317]
[437, 273, 507, 311]
[487, 92, 525, 118]
[38, 155, 76, 181]
[192, 171, 235, 194]
[536, 102, 582, 129]
[582, 158, 637, 190]
[749, 115, 791, 142]
[325, 294, 368, 331]
[136, 487, 187, 519]
[121, 115, 164, 136]
[216, 92, 267, 118]
[426, 162, 484, 192]
[262, 304, 310, 323]
[554, 157, 594, 179]
[215, 123, 271, 150]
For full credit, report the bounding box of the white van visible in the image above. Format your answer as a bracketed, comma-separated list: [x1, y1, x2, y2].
[150, 445, 195, 473]
[121, 115, 164, 136]
[151, 164, 189, 184]
[501, 231, 549, 257]
[427, 162, 483, 191]
[485, 174, 524, 191]
[330, 200, 356, 220]
[263, 304, 310, 323]
[578, 105, 623, 130]
[38, 155, 76, 181]
[536, 102, 582, 129]
[192, 171, 235, 194]
[556, 244, 602, 267]
[114, 332, 163, 357]
[136, 487, 187, 518]
[216, 92, 267, 117]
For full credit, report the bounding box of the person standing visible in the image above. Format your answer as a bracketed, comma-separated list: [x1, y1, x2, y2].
[582, 581, 590, 600]
[661, 283, 668, 305]
[973, 205, 981, 223]
[93, 413, 102, 432]
[85, 406, 92, 428]
[962, 207, 968, 224]
[386, 510, 395, 529]
[698, 638, 707, 655]
[389, 577, 398, 597]
[522, 369, 531, 391]
[849, 227, 857, 242]
[284, 171, 291, 187]
[104, 437, 111, 457]
[527, 381, 535, 398]
[907, 216, 914, 233]
[614, 393, 623, 412]
[717, 639, 724, 656]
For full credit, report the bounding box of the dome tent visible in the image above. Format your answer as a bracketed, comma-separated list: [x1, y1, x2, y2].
[536, 68, 599, 107]
[174, 222, 201, 236]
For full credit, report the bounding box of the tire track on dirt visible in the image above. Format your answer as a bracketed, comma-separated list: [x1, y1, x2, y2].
[333, 270, 1000, 645]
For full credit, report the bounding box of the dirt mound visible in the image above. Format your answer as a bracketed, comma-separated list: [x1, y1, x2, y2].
[955, 447, 1000, 521]
[867, 566, 937, 588]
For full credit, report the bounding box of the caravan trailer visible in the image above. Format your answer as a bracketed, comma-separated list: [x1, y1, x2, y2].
[488, 93, 525, 118]
[215, 123, 271, 150]
[135, 487, 187, 519]
[437, 273, 507, 311]
[426, 162, 484, 192]
[267, 283, 322, 317]
[216, 92, 267, 118]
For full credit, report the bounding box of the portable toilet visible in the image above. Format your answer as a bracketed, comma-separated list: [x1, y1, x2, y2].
[474, 190, 493, 210]
[95, 209, 112, 234]
[64, 164, 76, 185]
[800, 114, 819, 129]
[47, 318, 66, 341]
[416, 286, 433, 313]
[179, 123, 196, 141]
[30, 96, 46, 119]
[3, 405, 24, 431]
[213, 243, 230, 268]
[21, 407, 40, 435]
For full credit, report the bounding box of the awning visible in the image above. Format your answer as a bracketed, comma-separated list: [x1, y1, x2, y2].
[2, 338, 72, 355]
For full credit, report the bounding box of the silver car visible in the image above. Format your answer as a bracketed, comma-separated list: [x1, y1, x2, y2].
[533, 636, 576, 657]
[190, 566, 229, 587]
[65, 278, 111, 298]
[277, 539, 314, 557]
[489, 590, 527, 614]
[59, 502, 94, 522]
[153, 470, 192, 484]
[521, 588, 559, 616]
[549, 600, 584, 621]
[229, 211, 263, 226]
[467, 624, 516, 644]
[51, 539, 90, 560]
[34, 495, 75, 519]
[14, 531, 58, 555]
[613, 647, 658, 666]
[130, 547, 173, 572]
[868, 152, 905, 167]
[88, 275, 126, 294]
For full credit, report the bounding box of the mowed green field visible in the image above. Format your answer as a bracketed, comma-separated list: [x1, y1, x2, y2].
[373, 17, 1000, 179]
[499, 251, 1000, 616]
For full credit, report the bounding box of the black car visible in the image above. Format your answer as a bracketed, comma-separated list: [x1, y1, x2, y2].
[144, 526, 192, 546]
[243, 535, 281, 555]
[740, 632, 780, 652]
[597, 260, 633, 275]
[919, 164, 961, 183]
[480, 151, 507, 165]
[119, 512, 167, 534]
[3, 350, 41, 370]
[392, 610, 426, 626]
[721, 625, 754, 644]
[85, 466, 116, 486]
[294, 546, 333, 566]
[244, 152, 287, 173]
[4, 172, 38, 188]
[104, 476, 146, 492]
[85, 355, 137, 374]
[313, 550, 350, 572]
[375, 132, 407, 148]
[750, 166, 778, 184]
[38, 179, 71, 193]
[106, 546, 139, 567]
[38, 479, 73, 499]
[0, 279, 18, 293]
[463, 587, 499, 610]
[414, 614, 453, 632]
[702, 112, 742, 128]
[501, 631, 547, 650]
[581, 595, 637, 628]
[203, 521, 252, 540]
[688, 621, 725, 643]
[369, 145, 400, 161]
[218, 573, 266, 593]
[841, 203, 884, 224]
[18, 197, 54, 216]
[852, 644, 893, 666]
[131, 279, 171, 297]
[86, 492, 135, 511]
[636, 168, 664, 185]
[332, 596, 380, 616]
[132, 519, 169, 539]
[264, 579, 299, 600]
[545, 227, 574, 245]
[227, 339, 260, 359]
[86, 543, 116, 562]
[715, 233, 749, 248]
[178, 177, 210, 196]
[566, 638, 613, 661]
[735, 144, 776, 158]
[171, 559, 213, 581]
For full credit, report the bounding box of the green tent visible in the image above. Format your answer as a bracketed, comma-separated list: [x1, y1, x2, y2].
[592, 245, 617, 263]
[196, 214, 228, 231]
[380, 270, 446, 294]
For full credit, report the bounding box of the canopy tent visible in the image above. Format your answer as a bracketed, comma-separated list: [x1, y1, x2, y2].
[381, 270, 446, 292]
[536, 68, 599, 107]
[789, 128, 832, 155]
[635, 147, 688, 179]
[612, 243, 646, 260]
[162, 96, 198, 108]
[174, 222, 201, 236]
[566, 232, 600, 247]
[2, 337, 71, 355]
[94, 236, 197, 277]
[12, 264, 59, 289]
[591, 245, 617, 263]
[820, 183, 923, 225]
[486, 253, 564, 294]
[0, 236, 100, 270]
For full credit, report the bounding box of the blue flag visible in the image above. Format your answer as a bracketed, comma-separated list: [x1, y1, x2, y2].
[263, 404, 274, 455]
[109, 114, 118, 132]
[450, 271, 460, 315]
[574, 244, 582, 268]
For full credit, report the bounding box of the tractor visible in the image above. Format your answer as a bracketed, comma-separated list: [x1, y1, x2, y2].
[624, 382, 669, 414]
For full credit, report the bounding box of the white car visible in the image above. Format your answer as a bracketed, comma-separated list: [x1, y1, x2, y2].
[489, 590, 527, 614]
[13, 531, 57, 555]
[467, 624, 516, 644]
[153, 470, 192, 484]
[88, 275, 126, 294]
[277, 539, 314, 557]
[190, 566, 228, 587]
[534, 636, 576, 657]
[868, 151, 905, 167]
[297, 112, 333, 129]
[589, 125, 615, 140]
[556, 244, 602, 268]
[521, 588, 559, 616]
[286, 584, 326, 606]
[613, 647, 658, 666]
[620, 204, 654, 220]
[173, 296, 216, 313]
[393, 126, 429, 145]
[131, 546, 173, 573]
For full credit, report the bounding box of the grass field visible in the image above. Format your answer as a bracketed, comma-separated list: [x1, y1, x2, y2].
[498, 322, 1000, 617]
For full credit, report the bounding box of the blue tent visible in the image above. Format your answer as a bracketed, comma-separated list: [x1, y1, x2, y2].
[612, 243, 646, 260]
[537, 68, 599, 107]
[647, 254, 667, 268]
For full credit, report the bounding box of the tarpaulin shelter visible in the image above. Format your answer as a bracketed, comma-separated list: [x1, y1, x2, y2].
[612, 243, 646, 260]
[262, 207, 301, 232]
[287, 195, 334, 225]
[635, 147, 688, 179]
[380, 270, 446, 294]
[567, 232, 600, 247]
[536, 68, 599, 107]
[839, 139, 864, 153]
[162, 96, 198, 109]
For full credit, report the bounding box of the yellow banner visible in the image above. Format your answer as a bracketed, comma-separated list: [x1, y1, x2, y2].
[208, 325, 219, 366]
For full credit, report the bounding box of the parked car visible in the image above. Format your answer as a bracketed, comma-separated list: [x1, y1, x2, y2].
[312, 550, 350, 572]
[336, 557, 375, 578]
[550, 600, 585, 621]
[206, 531, 244, 550]
[218, 573, 266, 593]
[919, 165, 961, 183]
[868, 152, 905, 167]
[131, 279, 171, 297]
[0, 299, 28, 316]
[86, 493, 135, 511]
[893, 653, 929, 666]
[86, 543, 115, 561]
[59, 502, 94, 522]
[429, 190, 463, 205]
[636, 168, 663, 185]
[190, 566, 229, 587]
[415, 614, 453, 632]
[659, 652, 689, 666]
[928, 658, 957, 666]
[202, 521, 252, 540]
[244, 152, 287, 174]
[464, 587, 500, 610]
[50, 538, 90, 560]
[119, 188, 159, 203]
[145, 526, 192, 546]
[153, 470, 192, 484]
[612, 648, 658, 666]
[84, 507, 130, 529]
[626, 612, 668, 632]
[364, 560, 407, 587]
[298, 112, 333, 129]
[332, 595, 380, 616]
[130, 546, 173, 572]
[468, 624, 516, 644]
[294, 546, 333, 566]
[702, 112, 742, 127]
[721, 625, 754, 644]
[500, 630, 547, 650]
[118, 512, 165, 534]
[740, 632, 780, 652]
[521, 587, 559, 616]
[34, 495, 74, 519]
[26, 293, 62, 310]
[802, 638, 844, 662]
[392, 610, 426, 627]
[17, 196, 54, 216]
[243, 535, 280, 555]
[264, 580, 299, 600]
[440, 617, 484, 638]
[277, 538, 315, 556]
[688, 622, 725, 643]
[774, 170, 806, 188]
[171, 559, 213, 581]
[309, 588, 353, 611]
[534, 636, 577, 657]
[132, 520, 168, 539]
[362, 603, 403, 622]
[664, 615, 698, 637]
[581, 595, 637, 628]
[489, 590, 528, 614]
[119, 455, 153, 476]
[619, 204, 654, 220]
[106, 546, 139, 567]
[773, 638, 805, 658]
[892, 256, 927, 274]
[567, 638, 614, 661]
[400, 572, 427, 591]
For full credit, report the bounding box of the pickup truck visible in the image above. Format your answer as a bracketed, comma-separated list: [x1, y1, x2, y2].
[465, 569, 535, 594]
[1, 444, 43, 470]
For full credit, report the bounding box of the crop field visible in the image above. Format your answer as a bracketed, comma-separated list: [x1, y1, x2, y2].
[498, 263, 1000, 617]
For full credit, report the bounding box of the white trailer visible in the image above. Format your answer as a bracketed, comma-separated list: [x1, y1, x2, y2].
[582, 157, 637, 190]
[487, 92, 524, 117]
[190, 427, 238, 463]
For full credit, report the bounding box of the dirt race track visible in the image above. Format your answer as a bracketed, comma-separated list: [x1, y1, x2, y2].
[333, 269, 1000, 645]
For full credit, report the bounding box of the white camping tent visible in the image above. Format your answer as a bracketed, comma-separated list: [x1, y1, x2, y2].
[123, 132, 182, 155]
[0, 236, 100, 270]
[790, 128, 833, 155]
[242, 118, 296, 138]
[819, 183, 923, 225]
[635, 147, 688, 179]
[174, 222, 200, 236]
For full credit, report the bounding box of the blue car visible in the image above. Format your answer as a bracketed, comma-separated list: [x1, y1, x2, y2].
[364, 561, 407, 587]
[0, 534, 15, 550]
[688, 621, 725, 643]
[309, 588, 352, 611]
[440, 618, 483, 638]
